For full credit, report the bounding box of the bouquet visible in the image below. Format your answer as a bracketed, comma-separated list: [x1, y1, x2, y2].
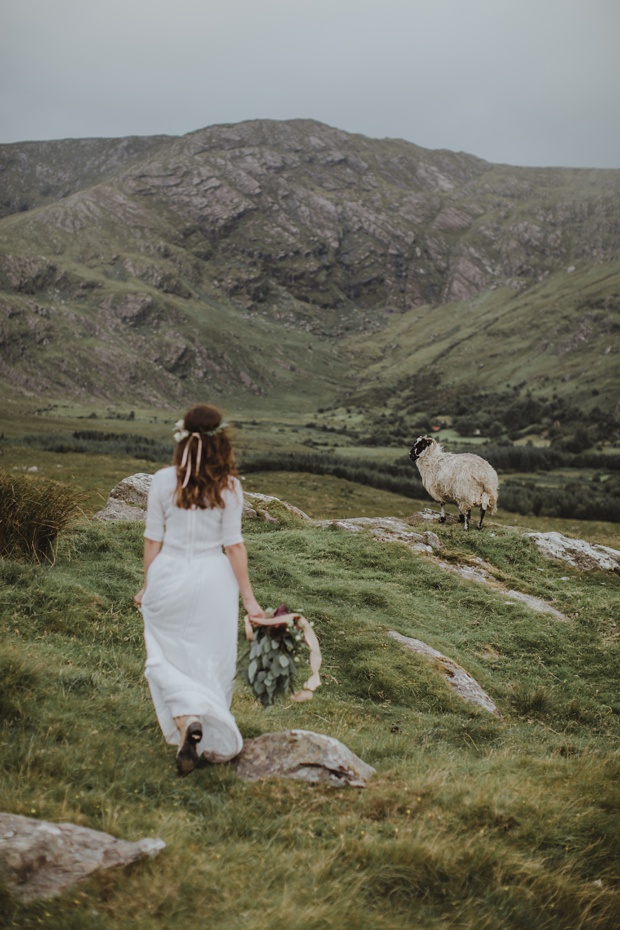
[243, 603, 321, 706]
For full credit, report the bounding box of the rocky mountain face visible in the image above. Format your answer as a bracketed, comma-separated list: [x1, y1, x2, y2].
[0, 119, 619, 409]
[120, 119, 620, 309]
[0, 135, 172, 218]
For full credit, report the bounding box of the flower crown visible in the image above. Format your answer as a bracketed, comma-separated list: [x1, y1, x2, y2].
[173, 418, 228, 443]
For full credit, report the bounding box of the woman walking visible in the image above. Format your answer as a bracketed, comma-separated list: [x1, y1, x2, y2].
[134, 404, 264, 776]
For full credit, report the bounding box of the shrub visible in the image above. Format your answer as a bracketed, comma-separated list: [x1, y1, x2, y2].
[0, 472, 85, 561]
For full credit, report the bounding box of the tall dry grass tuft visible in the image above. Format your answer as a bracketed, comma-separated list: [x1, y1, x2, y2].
[0, 471, 85, 562]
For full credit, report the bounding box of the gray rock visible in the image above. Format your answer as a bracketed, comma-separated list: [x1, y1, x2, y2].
[388, 632, 501, 716]
[421, 529, 443, 549]
[94, 499, 148, 521]
[316, 515, 442, 552]
[0, 813, 165, 901]
[235, 730, 375, 787]
[434, 558, 568, 621]
[93, 477, 311, 525]
[93, 472, 152, 521]
[242, 492, 313, 523]
[526, 531, 620, 572]
[436, 557, 496, 586]
[504, 589, 568, 621]
[409, 507, 460, 526]
[107, 472, 153, 507]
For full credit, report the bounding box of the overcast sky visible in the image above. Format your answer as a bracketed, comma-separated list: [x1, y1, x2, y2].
[1, 0, 618, 168]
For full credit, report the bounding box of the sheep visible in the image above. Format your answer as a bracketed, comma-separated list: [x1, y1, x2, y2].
[409, 436, 499, 530]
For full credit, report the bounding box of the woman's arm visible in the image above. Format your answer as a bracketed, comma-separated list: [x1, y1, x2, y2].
[134, 538, 162, 607]
[224, 541, 264, 624]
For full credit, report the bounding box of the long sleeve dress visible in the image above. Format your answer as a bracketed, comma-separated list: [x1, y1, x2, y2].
[141, 466, 245, 763]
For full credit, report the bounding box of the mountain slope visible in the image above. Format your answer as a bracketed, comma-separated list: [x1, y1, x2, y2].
[0, 119, 618, 417]
[0, 134, 172, 218]
[342, 261, 620, 430]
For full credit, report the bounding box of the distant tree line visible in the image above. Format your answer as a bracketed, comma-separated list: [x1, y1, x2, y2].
[375, 384, 620, 448]
[240, 451, 620, 522]
[475, 443, 620, 474]
[5, 432, 619, 522]
[500, 478, 620, 523]
[14, 431, 173, 462]
[240, 451, 426, 499]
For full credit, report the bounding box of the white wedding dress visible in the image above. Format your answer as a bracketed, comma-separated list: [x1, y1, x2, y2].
[141, 466, 244, 762]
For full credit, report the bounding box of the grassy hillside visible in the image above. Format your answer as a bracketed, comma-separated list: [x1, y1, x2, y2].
[331, 261, 620, 441]
[1, 119, 618, 428]
[0, 197, 353, 408]
[1, 495, 619, 928]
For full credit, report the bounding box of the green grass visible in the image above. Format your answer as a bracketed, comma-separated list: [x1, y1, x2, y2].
[243, 469, 422, 519]
[1, 506, 619, 929]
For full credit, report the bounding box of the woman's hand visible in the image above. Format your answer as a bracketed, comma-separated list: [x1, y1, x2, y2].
[243, 596, 265, 622]
[134, 587, 146, 608]
[243, 598, 264, 642]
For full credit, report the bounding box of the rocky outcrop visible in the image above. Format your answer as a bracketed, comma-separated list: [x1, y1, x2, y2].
[94, 475, 313, 525]
[315, 510, 567, 621]
[94, 472, 152, 521]
[409, 507, 461, 526]
[526, 531, 620, 572]
[242, 491, 313, 523]
[235, 730, 375, 787]
[113, 120, 620, 312]
[316, 516, 442, 553]
[0, 135, 171, 220]
[388, 632, 501, 716]
[0, 813, 165, 900]
[434, 557, 569, 621]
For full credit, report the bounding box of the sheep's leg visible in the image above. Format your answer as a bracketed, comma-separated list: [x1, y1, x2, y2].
[477, 507, 486, 530]
[462, 508, 471, 531]
[439, 502, 446, 524]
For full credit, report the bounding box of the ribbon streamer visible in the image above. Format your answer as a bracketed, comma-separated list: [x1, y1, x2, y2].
[180, 432, 203, 488]
[244, 612, 322, 701]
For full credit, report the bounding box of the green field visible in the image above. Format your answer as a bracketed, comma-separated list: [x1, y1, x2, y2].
[3, 397, 620, 532]
[1, 428, 619, 928]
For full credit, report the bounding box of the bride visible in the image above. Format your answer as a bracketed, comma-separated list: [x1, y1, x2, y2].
[134, 404, 264, 775]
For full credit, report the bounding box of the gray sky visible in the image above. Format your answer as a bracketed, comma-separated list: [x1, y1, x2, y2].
[1, 0, 619, 168]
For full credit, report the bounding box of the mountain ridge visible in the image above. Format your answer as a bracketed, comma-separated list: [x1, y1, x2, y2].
[0, 119, 618, 432]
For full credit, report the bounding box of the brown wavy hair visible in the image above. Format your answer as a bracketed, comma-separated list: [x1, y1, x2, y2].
[172, 404, 238, 509]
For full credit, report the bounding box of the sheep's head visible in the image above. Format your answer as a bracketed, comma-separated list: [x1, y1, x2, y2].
[409, 436, 436, 462]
